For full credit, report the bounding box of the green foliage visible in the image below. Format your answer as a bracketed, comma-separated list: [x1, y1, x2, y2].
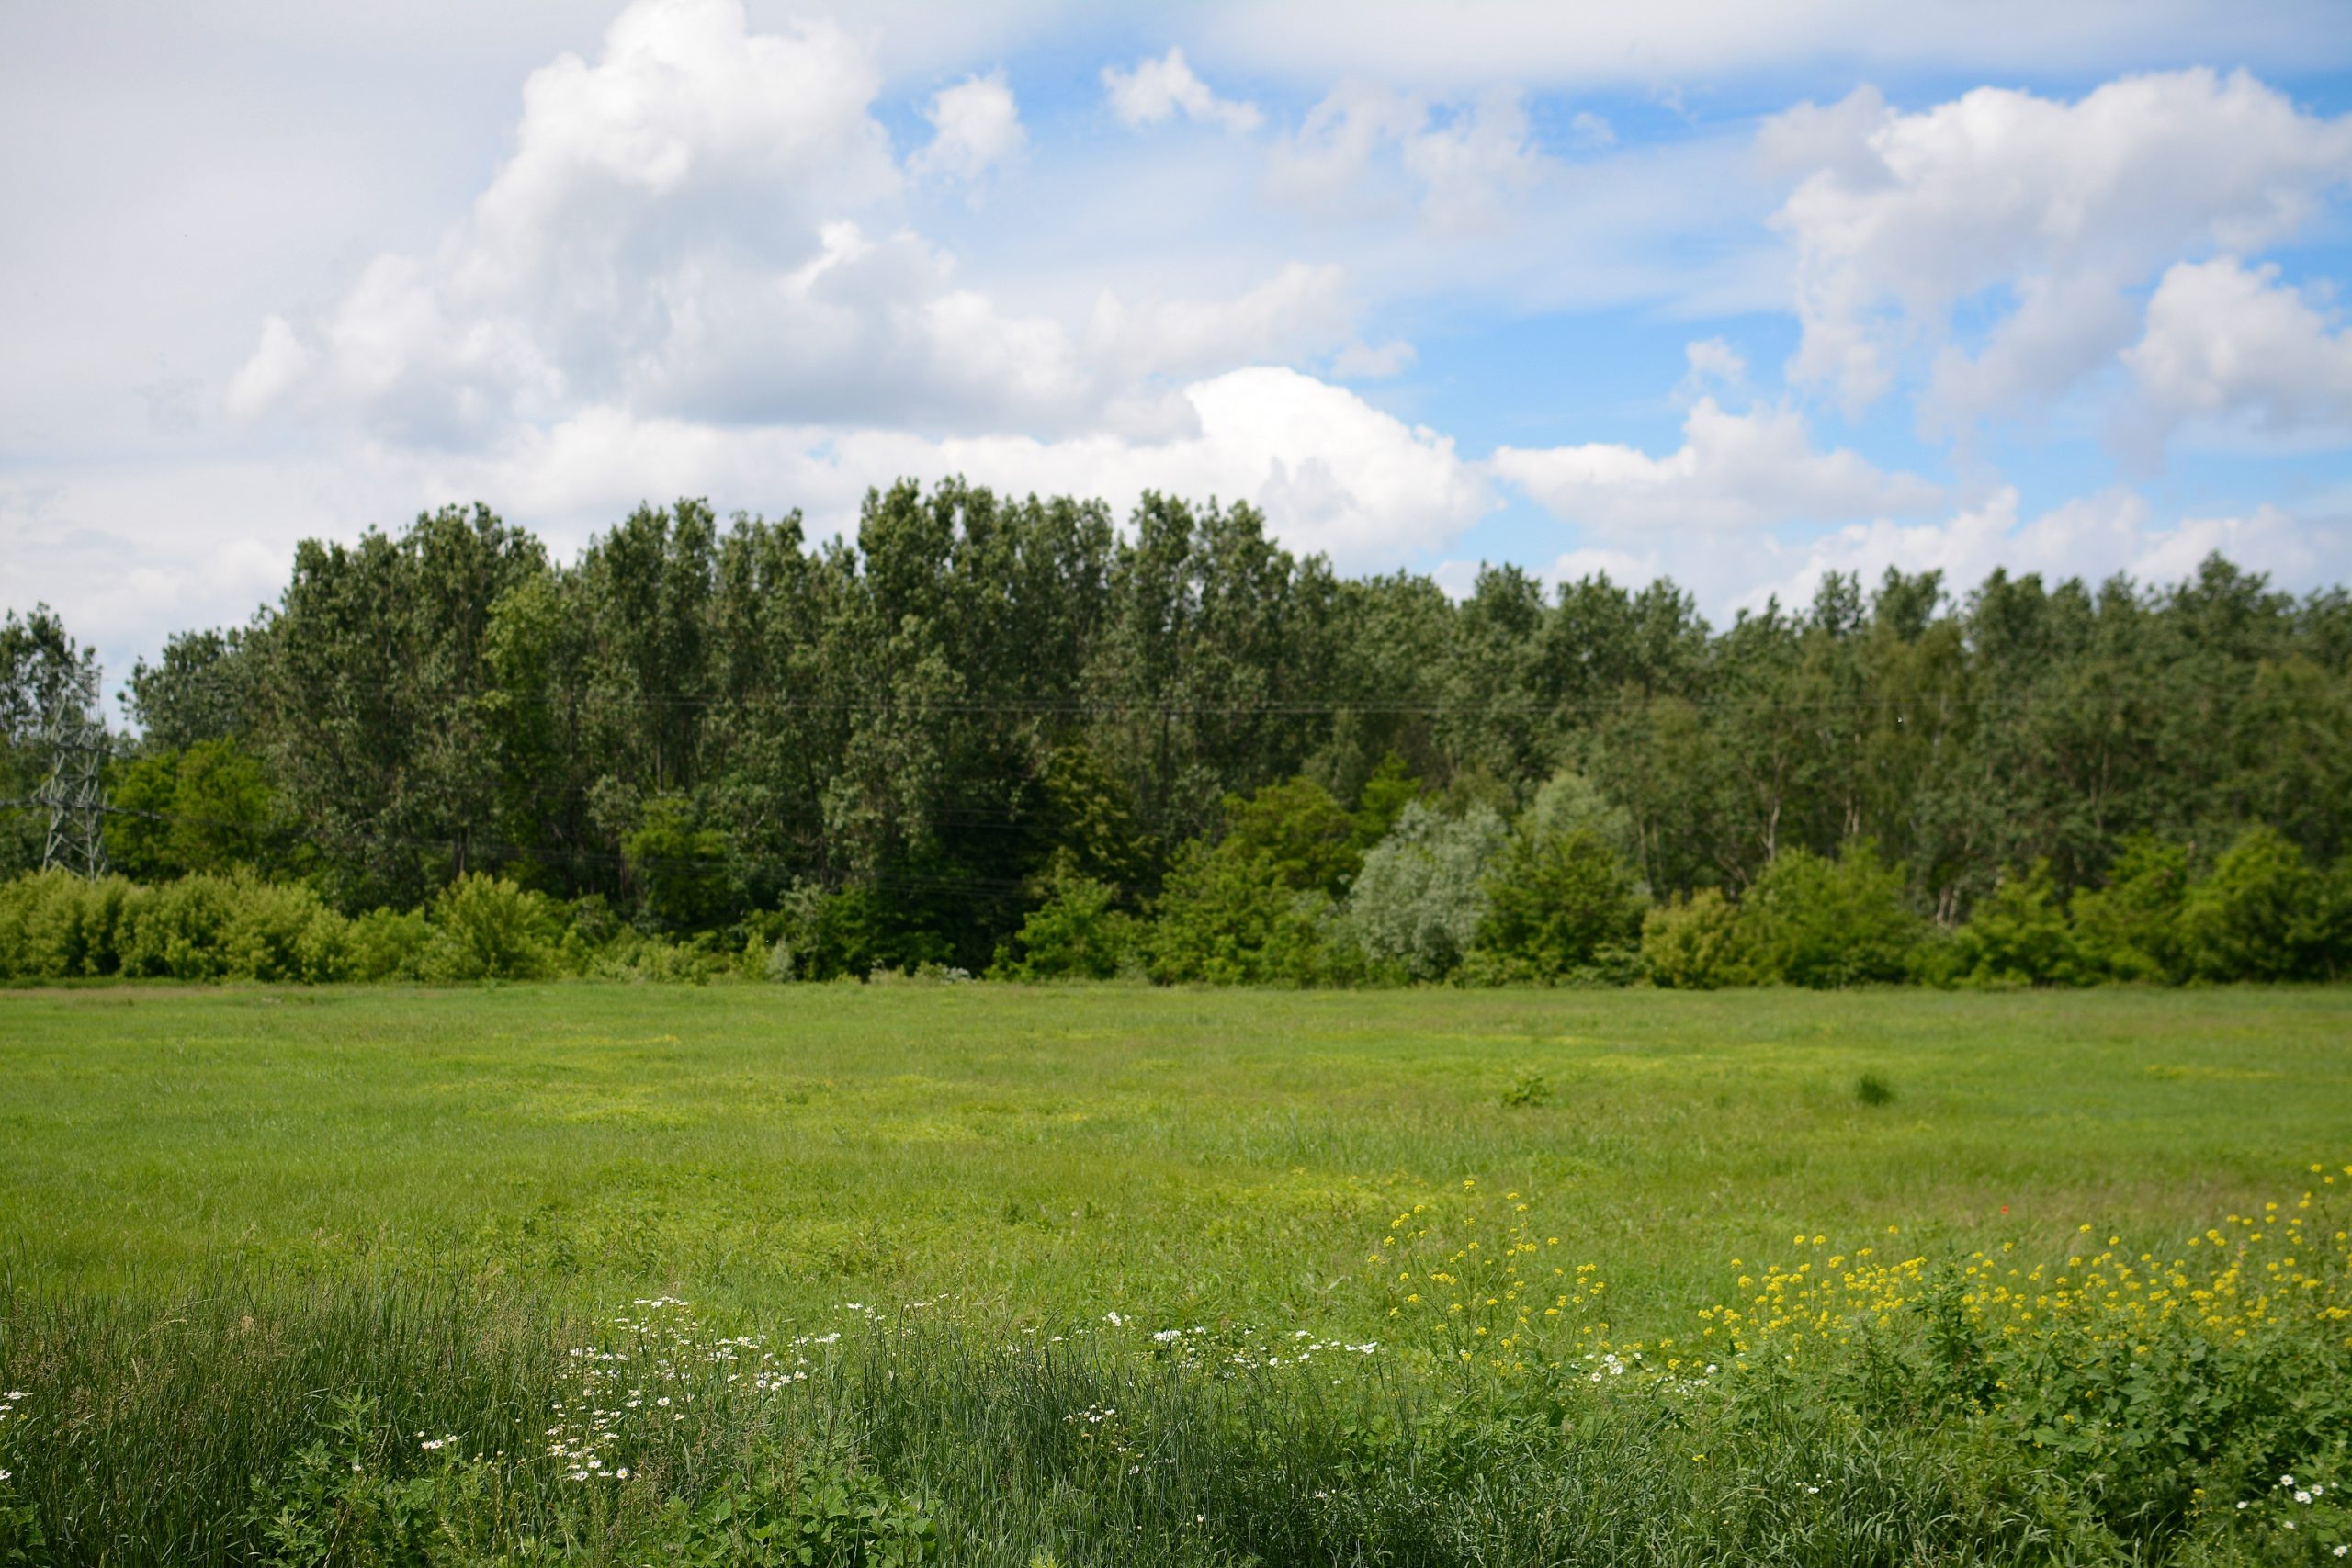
[13, 486, 2352, 983]
[2178, 825, 2330, 982]
[1639, 888, 1744, 988]
[108, 740, 275, 881]
[1951, 861, 2087, 986]
[1146, 839, 1329, 985]
[624, 793, 735, 933]
[1035, 742, 1160, 894]
[1517, 766, 1643, 871]
[1342, 801, 1507, 982]
[1216, 775, 1362, 898]
[1347, 752, 1421, 853]
[1469, 826, 1645, 984]
[990, 859, 1137, 981]
[420, 874, 561, 981]
[345, 907, 432, 981]
[2072, 835, 2193, 981]
[1737, 842, 1924, 987]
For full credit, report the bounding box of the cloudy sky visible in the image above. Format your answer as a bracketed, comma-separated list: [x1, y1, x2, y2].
[6, 0, 2352, 689]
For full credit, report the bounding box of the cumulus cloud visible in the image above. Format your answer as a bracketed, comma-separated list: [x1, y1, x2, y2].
[1084, 262, 1354, 382]
[1490, 398, 1942, 534]
[422, 367, 1490, 566]
[221, 0, 1375, 448]
[1766, 69, 2352, 415]
[2121, 255, 2352, 450]
[1102, 47, 1262, 134]
[910, 71, 1025, 182]
[227, 0, 907, 441]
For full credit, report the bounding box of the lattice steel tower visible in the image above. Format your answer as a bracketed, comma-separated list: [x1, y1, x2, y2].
[36, 664, 109, 879]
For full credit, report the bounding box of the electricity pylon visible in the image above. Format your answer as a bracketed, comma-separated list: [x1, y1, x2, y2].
[36, 667, 109, 879]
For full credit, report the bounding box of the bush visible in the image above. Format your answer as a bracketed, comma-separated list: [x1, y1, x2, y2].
[0, 869, 136, 978]
[2072, 835, 2191, 982]
[991, 861, 1138, 981]
[2177, 825, 2327, 982]
[1343, 802, 1507, 982]
[218, 876, 350, 983]
[1217, 776, 1363, 898]
[419, 874, 561, 981]
[346, 907, 432, 981]
[1639, 888, 1743, 988]
[1469, 827, 1645, 985]
[1951, 861, 2086, 986]
[1147, 840, 1329, 986]
[119, 873, 242, 980]
[1736, 842, 1922, 988]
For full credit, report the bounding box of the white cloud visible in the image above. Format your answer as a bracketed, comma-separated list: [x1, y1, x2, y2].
[1084, 261, 1354, 381]
[1679, 336, 1747, 396]
[224, 315, 309, 421]
[1329, 339, 1417, 378]
[1400, 90, 1544, 231]
[1102, 47, 1262, 134]
[222, 0, 1390, 449]
[1268, 83, 1548, 231]
[424, 367, 1488, 566]
[910, 71, 1025, 182]
[1491, 398, 1942, 534]
[2122, 255, 2352, 449]
[1767, 69, 2352, 413]
[1743, 486, 2352, 615]
[225, 0, 911, 440]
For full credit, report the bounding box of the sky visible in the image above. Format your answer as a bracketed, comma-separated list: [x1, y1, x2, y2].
[6, 0, 2352, 695]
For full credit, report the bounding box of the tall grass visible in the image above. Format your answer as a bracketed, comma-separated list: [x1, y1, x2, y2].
[5, 1195, 2346, 1568]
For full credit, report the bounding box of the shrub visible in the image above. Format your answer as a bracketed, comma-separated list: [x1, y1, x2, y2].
[219, 876, 351, 983]
[1736, 842, 1922, 987]
[991, 861, 1138, 981]
[1217, 776, 1363, 898]
[1469, 825, 1645, 984]
[2072, 835, 2190, 982]
[2177, 825, 2327, 982]
[1640, 888, 1744, 989]
[419, 874, 561, 981]
[0, 869, 137, 978]
[1343, 802, 1507, 982]
[1147, 840, 1329, 986]
[1951, 861, 2086, 986]
[119, 873, 242, 980]
[346, 907, 432, 981]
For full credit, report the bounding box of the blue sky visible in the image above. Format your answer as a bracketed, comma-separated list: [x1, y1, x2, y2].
[6, 0, 2352, 691]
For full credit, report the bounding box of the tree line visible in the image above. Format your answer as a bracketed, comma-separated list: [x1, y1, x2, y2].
[5, 480, 2351, 985]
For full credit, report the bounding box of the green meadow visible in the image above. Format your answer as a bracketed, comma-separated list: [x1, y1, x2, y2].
[3, 984, 2349, 1565]
[5, 984, 2346, 1322]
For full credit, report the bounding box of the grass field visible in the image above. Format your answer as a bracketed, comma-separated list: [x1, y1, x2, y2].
[3, 983, 2349, 1564]
[4, 983, 2346, 1325]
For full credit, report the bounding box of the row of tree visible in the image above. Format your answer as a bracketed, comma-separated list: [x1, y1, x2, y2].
[5, 481, 2350, 981]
